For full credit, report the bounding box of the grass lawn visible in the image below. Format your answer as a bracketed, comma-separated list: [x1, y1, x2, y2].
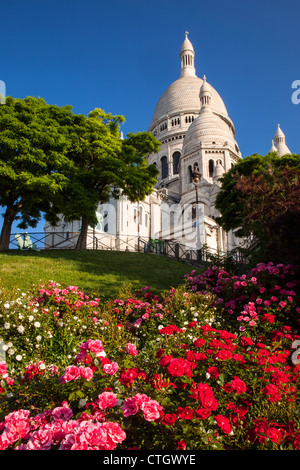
[0, 249, 194, 300]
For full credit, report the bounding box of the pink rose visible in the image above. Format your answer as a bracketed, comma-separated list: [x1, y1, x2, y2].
[122, 397, 139, 417]
[141, 399, 163, 422]
[61, 366, 80, 383]
[59, 434, 76, 450]
[87, 339, 104, 355]
[97, 392, 117, 410]
[135, 393, 150, 406]
[0, 361, 7, 375]
[75, 421, 108, 449]
[26, 427, 53, 450]
[126, 343, 139, 356]
[102, 422, 126, 446]
[52, 402, 73, 421]
[103, 362, 119, 375]
[79, 366, 94, 381]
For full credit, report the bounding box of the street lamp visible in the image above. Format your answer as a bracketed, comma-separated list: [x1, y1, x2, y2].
[192, 166, 202, 260]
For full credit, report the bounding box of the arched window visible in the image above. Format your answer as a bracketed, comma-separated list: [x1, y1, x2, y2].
[172, 151, 180, 175]
[161, 156, 168, 179]
[170, 211, 175, 228]
[209, 159, 214, 178]
[188, 165, 193, 183]
[139, 205, 143, 225]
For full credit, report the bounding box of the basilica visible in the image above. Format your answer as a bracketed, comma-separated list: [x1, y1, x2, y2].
[44, 33, 292, 253]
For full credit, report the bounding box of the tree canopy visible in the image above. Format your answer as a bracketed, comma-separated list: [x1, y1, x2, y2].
[0, 96, 78, 250]
[215, 153, 300, 264]
[58, 109, 160, 249]
[0, 97, 160, 250]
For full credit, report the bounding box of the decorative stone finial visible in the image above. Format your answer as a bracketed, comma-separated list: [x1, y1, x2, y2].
[185, 31, 189, 39]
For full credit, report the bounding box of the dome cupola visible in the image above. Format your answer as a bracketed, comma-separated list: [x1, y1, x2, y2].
[200, 75, 212, 109]
[270, 139, 278, 153]
[180, 31, 196, 77]
[273, 124, 291, 156]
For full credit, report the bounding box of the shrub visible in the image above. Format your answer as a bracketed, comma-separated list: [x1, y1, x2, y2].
[0, 262, 299, 450]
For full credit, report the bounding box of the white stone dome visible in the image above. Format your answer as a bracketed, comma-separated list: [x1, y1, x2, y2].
[182, 106, 239, 156]
[150, 75, 228, 128]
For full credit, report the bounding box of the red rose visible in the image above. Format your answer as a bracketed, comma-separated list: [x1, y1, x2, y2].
[189, 383, 219, 411]
[230, 377, 247, 394]
[195, 408, 211, 420]
[177, 406, 194, 420]
[162, 413, 177, 426]
[207, 366, 220, 380]
[193, 338, 206, 347]
[215, 350, 232, 361]
[215, 414, 232, 434]
[166, 358, 193, 378]
[240, 336, 254, 346]
[177, 440, 187, 450]
[159, 355, 173, 367]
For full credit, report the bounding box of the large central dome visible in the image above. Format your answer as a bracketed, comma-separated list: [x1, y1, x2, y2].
[149, 32, 229, 131]
[150, 75, 228, 125]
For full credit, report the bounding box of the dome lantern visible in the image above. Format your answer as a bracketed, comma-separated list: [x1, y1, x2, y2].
[200, 75, 212, 110]
[180, 31, 196, 77]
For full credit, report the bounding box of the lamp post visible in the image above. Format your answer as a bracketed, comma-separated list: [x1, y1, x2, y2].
[192, 167, 202, 261]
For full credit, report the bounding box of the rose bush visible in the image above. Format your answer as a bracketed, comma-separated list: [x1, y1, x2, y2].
[0, 261, 299, 450]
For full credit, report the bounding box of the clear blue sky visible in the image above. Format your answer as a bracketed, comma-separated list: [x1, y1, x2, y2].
[1, 0, 299, 233]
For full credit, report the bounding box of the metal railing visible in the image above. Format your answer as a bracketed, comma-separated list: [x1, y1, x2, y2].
[9, 231, 158, 253]
[9, 231, 257, 269]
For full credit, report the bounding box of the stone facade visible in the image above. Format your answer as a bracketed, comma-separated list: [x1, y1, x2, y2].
[44, 33, 292, 253]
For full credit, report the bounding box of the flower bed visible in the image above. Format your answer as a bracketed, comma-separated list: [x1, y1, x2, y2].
[0, 262, 299, 450]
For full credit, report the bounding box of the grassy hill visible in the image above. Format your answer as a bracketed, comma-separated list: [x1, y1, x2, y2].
[0, 249, 195, 299]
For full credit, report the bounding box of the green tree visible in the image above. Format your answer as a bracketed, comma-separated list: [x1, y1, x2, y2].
[58, 109, 160, 249]
[215, 153, 300, 264]
[0, 96, 78, 251]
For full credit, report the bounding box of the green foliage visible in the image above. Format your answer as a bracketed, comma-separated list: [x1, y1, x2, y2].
[215, 153, 300, 265]
[0, 96, 77, 249]
[0, 98, 160, 251]
[215, 153, 300, 237]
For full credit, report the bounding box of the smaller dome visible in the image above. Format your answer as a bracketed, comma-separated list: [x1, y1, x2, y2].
[182, 107, 238, 157]
[270, 140, 278, 153]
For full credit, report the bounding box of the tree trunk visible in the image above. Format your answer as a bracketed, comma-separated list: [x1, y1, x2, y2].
[75, 214, 89, 250]
[0, 204, 18, 251]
